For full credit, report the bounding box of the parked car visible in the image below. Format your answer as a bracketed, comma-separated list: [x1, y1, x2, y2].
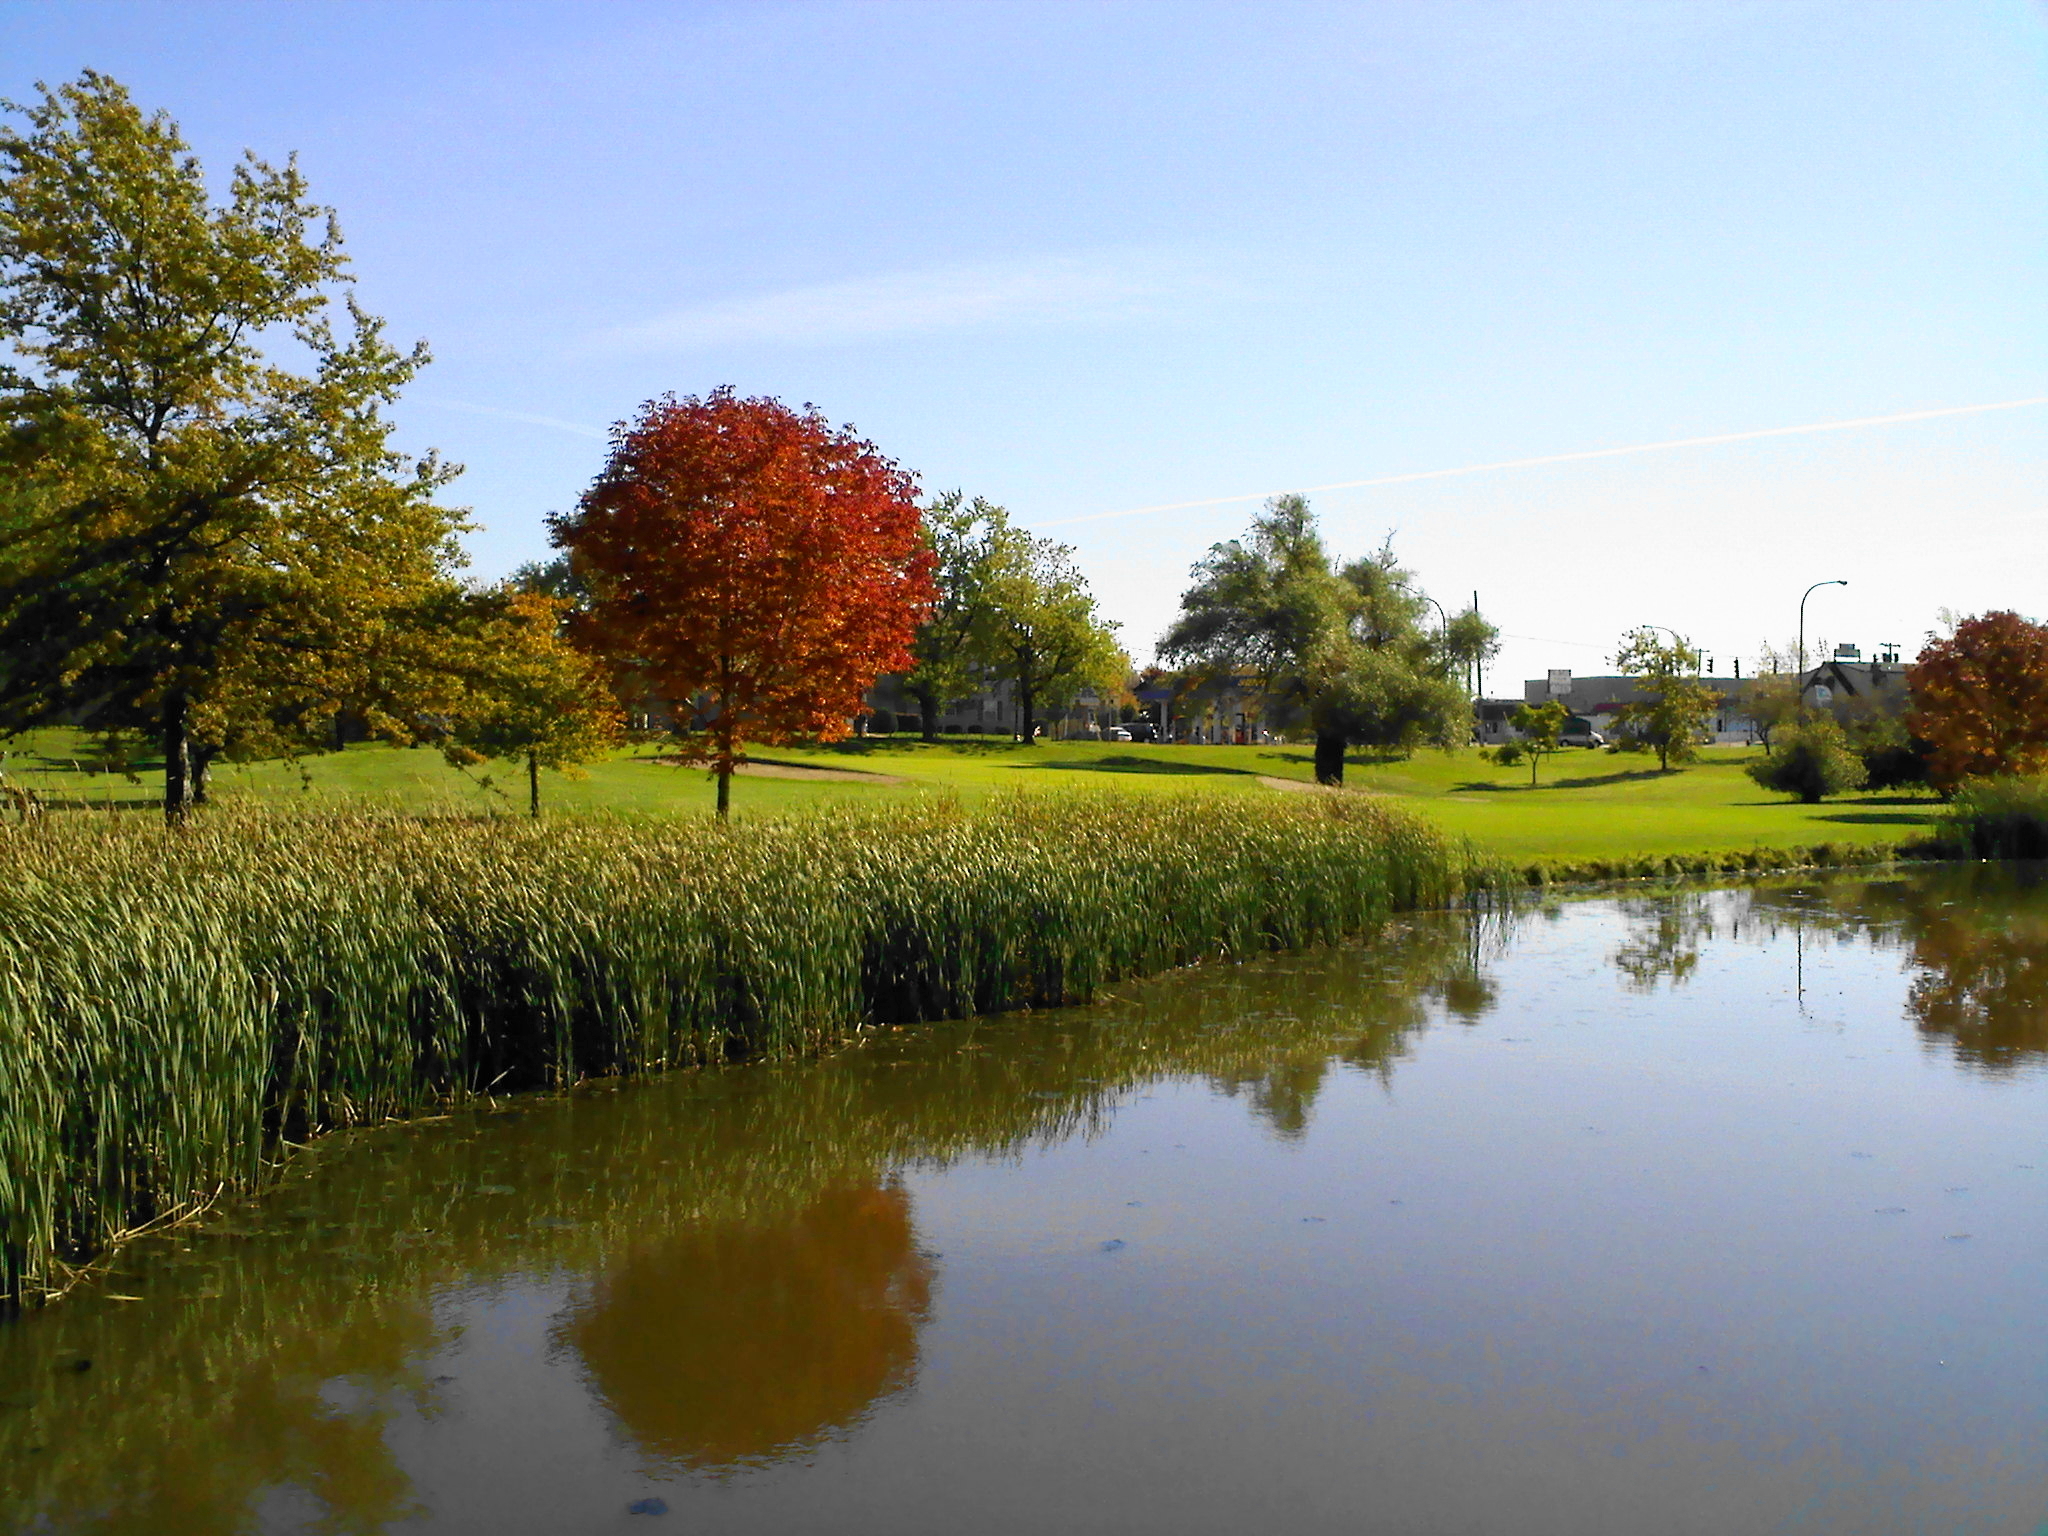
[1104, 726, 1132, 742]
[1124, 721, 1158, 742]
[1560, 728, 1604, 748]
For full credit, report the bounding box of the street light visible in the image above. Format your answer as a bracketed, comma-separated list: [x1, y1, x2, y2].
[1414, 592, 1462, 690]
[1798, 580, 1847, 679]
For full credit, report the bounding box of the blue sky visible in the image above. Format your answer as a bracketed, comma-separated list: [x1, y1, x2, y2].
[6, 0, 2046, 685]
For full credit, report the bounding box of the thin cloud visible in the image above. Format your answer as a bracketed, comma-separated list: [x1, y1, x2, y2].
[419, 399, 610, 439]
[1041, 396, 2048, 528]
[596, 250, 1224, 351]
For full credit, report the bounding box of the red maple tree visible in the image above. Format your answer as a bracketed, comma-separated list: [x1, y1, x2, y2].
[1907, 610, 2048, 790]
[555, 389, 933, 814]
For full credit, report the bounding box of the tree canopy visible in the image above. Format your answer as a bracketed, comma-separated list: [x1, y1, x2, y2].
[974, 523, 1124, 742]
[437, 587, 624, 817]
[1161, 496, 1472, 784]
[902, 490, 1006, 740]
[1508, 699, 1567, 786]
[1908, 610, 2048, 790]
[1611, 628, 1718, 771]
[554, 388, 932, 815]
[0, 72, 463, 818]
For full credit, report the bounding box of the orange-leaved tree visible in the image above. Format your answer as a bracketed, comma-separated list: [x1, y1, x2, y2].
[554, 389, 933, 816]
[1907, 610, 2048, 790]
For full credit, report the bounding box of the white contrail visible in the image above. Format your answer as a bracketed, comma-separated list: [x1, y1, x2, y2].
[417, 399, 610, 440]
[1037, 395, 2048, 529]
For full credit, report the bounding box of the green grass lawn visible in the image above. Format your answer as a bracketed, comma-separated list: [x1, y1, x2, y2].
[2, 728, 1945, 864]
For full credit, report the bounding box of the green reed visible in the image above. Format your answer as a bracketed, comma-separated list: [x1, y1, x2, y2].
[0, 789, 1480, 1305]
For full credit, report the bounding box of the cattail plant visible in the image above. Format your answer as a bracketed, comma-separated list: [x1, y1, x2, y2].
[0, 791, 1483, 1305]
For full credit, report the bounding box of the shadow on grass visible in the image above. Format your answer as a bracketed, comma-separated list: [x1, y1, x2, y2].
[1811, 809, 1944, 827]
[1449, 767, 1678, 793]
[1263, 749, 1414, 770]
[1017, 755, 1261, 778]
[807, 736, 1022, 758]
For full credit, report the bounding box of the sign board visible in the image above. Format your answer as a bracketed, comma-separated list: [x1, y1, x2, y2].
[1547, 669, 1572, 698]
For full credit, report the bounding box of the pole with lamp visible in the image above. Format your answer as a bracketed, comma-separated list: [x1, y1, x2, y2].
[1798, 580, 1848, 709]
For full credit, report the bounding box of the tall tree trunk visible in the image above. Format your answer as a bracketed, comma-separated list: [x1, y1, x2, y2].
[1017, 675, 1036, 744]
[912, 683, 941, 742]
[715, 653, 735, 819]
[528, 750, 541, 818]
[192, 741, 217, 805]
[1314, 731, 1346, 786]
[162, 691, 194, 823]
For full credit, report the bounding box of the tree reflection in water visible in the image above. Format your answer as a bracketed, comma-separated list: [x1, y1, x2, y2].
[1683, 867, 2048, 1072]
[1903, 904, 2048, 1069]
[564, 1182, 933, 1469]
[1608, 894, 1721, 992]
[0, 909, 1503, 1531]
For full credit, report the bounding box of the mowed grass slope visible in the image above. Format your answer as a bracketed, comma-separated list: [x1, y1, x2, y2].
[2, 728, 1943, 861]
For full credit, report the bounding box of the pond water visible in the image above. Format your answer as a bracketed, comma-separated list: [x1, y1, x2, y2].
[4, 867, 2047, 1535]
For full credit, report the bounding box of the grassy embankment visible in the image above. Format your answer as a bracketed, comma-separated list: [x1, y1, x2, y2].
[0, 790, 1473, 1306]
[5, 727, 1945, 868]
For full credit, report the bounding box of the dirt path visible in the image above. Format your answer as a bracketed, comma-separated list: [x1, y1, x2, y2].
[1258, 775, 1377, 794]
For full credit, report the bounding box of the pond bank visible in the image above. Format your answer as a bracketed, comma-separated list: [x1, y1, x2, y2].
[0, 791, 1473, 1308]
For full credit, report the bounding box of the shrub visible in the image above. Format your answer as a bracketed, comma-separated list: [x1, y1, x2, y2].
[1946, 775, 2048, 859]
[1746, 716, 1865, 803]
[1860, 741, 1930, 793]
[1490, 741, 1524, 766]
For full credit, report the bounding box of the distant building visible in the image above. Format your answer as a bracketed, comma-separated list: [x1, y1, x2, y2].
[863, 674, 1124, 739]
[1798, 650, 1911, 720]
[1508, 671, 1755, 744]
[1489, 641, 1911, 747]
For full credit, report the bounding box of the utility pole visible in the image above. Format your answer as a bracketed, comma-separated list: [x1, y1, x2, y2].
[1472, 590, 1482, 698]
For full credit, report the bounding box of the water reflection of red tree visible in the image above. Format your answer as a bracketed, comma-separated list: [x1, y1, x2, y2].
[1905, 908, 2048, 1071]
[562, 1182, 933, 1469]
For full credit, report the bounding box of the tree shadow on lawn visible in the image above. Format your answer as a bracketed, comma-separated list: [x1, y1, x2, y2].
[1264, 749, 1415, 770]
[1016, 755, 1261, 778]
[1810, 809, 1944, 827]
[808, 736, 1021, 758]
[1451, 768, 1677, 793]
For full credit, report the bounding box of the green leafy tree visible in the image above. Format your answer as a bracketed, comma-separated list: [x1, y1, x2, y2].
[1746, 713, 1866, 803]
[904, 490, 1006, 741]
[1444, 606, 1502, 697]
[440, 588, 624, 817]
[1161, 496, 1469, 785]
[1509, 699, 1568, 785]
[1743, 642, 1802, 753]
[1611, 628, 1720, 771]
[0, 73, 462, 820]
[975, 528, 1123, 743]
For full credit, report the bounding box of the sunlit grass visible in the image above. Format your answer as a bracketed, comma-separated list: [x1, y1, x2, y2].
[1, 729, 1944, 864]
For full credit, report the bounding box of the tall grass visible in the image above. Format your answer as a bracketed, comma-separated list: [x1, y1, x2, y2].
[0, 790, 1479, 1305]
